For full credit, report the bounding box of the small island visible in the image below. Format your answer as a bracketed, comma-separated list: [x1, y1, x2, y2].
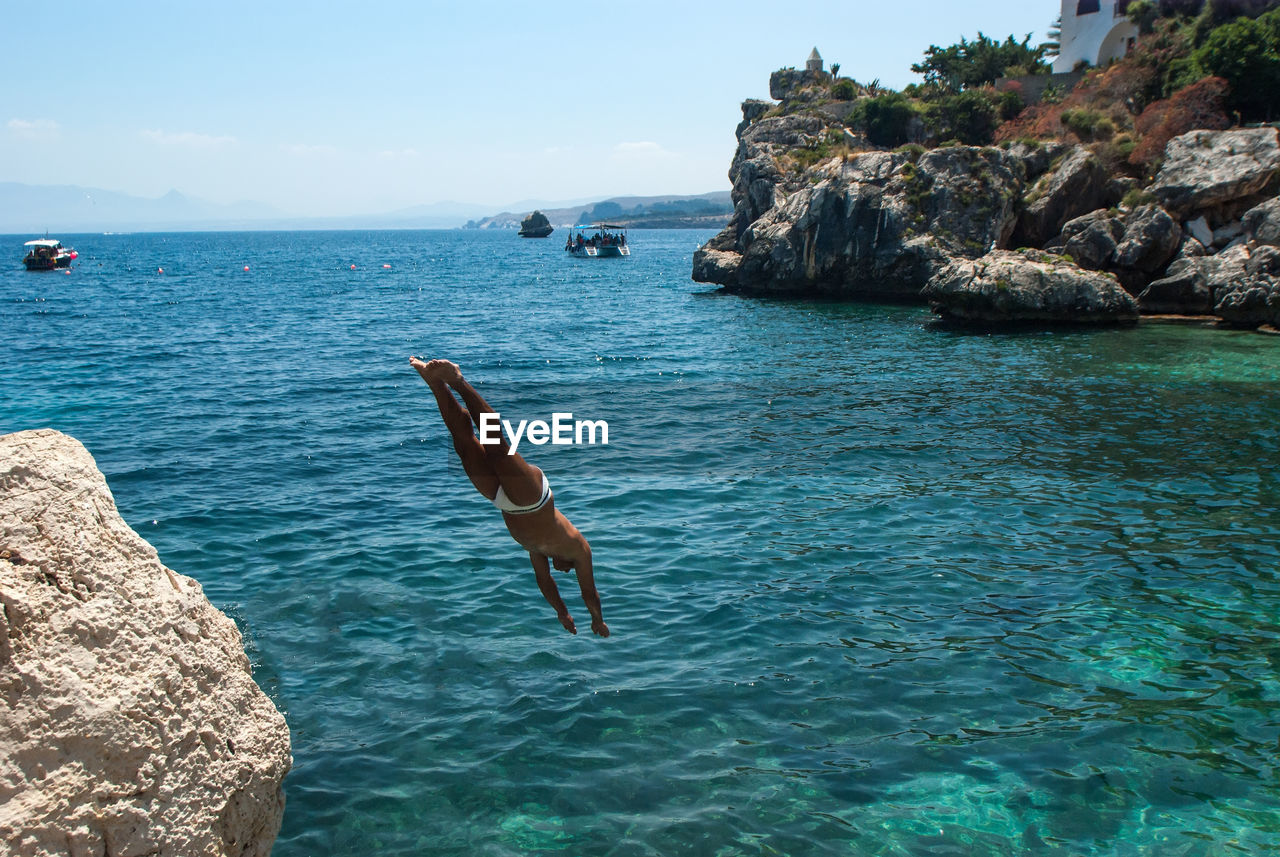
[517, 210, 554, 238]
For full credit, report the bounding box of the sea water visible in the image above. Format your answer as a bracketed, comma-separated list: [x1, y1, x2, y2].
[3, 229, 1280, 856]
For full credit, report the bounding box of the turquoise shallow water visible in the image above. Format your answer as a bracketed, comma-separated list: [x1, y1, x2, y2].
[4, 229, 1280, 855]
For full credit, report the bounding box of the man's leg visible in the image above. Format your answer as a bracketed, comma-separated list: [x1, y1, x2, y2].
[433, 361, 547, 508]
[411, 357, 499, 500]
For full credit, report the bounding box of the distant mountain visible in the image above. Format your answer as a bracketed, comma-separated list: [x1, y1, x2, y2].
[463, 192, 734, 230]
[0, 183, 732, 233]
[0, 183, 285, 233]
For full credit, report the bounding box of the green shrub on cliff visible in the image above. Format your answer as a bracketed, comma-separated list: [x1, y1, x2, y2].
[831, 78, 858, 100]
[894, 143, 927, 162]
[1060, 108, 1117, 140]
[847, 91, 918, 147]
[921, 88, 1021, 146]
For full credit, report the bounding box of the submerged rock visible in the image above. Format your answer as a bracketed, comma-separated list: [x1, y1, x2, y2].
[923, 249, 1139, 326]
[0, 429, 291, 857]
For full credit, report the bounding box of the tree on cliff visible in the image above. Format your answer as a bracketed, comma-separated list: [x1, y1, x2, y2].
[911, 33, 1049, 92]
[1041, 16, 1062, 59]
[1185, 7, 1280, 117]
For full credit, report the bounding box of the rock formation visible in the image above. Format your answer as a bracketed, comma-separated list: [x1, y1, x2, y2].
[1051, 209, 1124, 270]
[0, 429, 291, 857]
[769, 68, 831, 102]
[1151, 128, 1280, 219]
[518, 210, 553, 238]
[1215, 245, 1280, 327]
[924, 249, 1139, 325]
[693, 104, 1026, 299]
[1113, 204, 1182, 276]
[1243, 196, 1280, 246]
[1011, 145, 1115, 249]
[693, 75, 1280, 329]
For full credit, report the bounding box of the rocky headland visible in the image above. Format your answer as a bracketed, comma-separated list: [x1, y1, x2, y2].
[694, 61, 1280, 330]
[1, 429, 291, 857]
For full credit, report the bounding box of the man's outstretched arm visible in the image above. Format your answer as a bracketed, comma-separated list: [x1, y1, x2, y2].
[530, 552, 576, 634]
[573, 548, 609, 638]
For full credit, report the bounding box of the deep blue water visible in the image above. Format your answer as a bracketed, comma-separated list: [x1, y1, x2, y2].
[4, 229, 1280, 856]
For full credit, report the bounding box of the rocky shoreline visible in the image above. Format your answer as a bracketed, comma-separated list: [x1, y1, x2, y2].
[1, 429, 291, 857]
[693, 82, 1280, 330]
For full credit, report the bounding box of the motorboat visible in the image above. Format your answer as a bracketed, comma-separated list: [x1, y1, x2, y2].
[23, 239, 77, 270]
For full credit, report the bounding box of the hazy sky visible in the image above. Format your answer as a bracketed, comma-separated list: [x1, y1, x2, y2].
[4, 1, 1055, 216]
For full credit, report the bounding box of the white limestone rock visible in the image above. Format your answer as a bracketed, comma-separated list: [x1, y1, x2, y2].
[1186, 216, 1214, 248]
[924, 248, 1139, 326]
[1152, 128, 1280, 217]
[0, 429, 291, 857]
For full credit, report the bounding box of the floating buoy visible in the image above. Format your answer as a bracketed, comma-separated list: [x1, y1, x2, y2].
[382, 264, 391, 269]
[243, 265, 250, 271]
[69, 251, 78, 260]
[64, 269, 71, 275]
[350, 264, 356, 269]
[158, 267, 164, 274]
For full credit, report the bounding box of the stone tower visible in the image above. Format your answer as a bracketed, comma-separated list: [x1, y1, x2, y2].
[770, 47, 832, 101]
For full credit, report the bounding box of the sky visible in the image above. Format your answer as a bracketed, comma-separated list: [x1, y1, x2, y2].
[3, 1, 1058, 217]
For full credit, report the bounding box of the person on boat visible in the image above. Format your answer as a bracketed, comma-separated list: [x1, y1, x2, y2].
[409, 357, 609, 638]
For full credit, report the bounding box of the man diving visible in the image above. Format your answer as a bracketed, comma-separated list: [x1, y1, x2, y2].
[410, 357, 609, 637]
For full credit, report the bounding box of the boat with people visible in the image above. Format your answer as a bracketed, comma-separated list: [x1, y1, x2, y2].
[22, 238, 77, 270]
[565, 223, 629, 258]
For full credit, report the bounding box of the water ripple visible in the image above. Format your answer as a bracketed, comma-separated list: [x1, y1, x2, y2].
[4, 230, 1280, 855]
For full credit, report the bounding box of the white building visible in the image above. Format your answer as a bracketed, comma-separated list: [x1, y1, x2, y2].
[1052, 0, 1141, 73]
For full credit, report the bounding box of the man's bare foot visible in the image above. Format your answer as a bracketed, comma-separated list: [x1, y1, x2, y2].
[409, 357, 454, 384]
[409, 356, 432, 381]
[558, 612, 578, 635]
[591, 618, 610, 638]
[435, 359, 463, 386]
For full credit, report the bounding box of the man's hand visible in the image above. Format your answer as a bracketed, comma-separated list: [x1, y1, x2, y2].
[591, 617, 610, 638]
[558, 612, 578, 635]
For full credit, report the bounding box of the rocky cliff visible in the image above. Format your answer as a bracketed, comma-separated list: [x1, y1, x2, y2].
[0, 429, 291, 857]
[694, 89, 1280, 328]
